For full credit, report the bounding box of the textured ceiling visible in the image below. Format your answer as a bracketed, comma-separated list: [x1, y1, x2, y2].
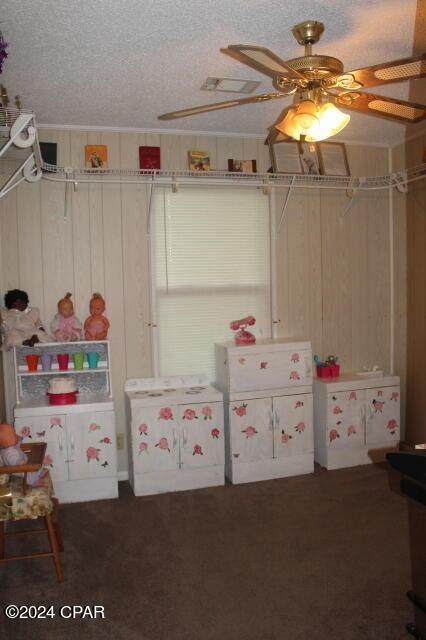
[1, 0, 422, 144]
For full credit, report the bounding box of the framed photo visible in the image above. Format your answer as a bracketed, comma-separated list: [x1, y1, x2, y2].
[139, 146, 161, 171]
[318, 142, 350, 176]
[85, 144, 108, 169]
[298, 141, 321, 175]
[270, 141, 303, 174]
[188, 150, 210, 171]
[228, 159, 257, 173]
[39, 142, 57, 166]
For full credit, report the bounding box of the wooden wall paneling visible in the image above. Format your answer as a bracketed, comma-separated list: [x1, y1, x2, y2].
[100, 131, 127, 467]
[120, 132, 152, 380]
[320, 189, 354, 371]
[69, 130, 91, 324]
[256, 139, 271, 173]
[242, 138, 259, 165]
[0, 189, 19, 294]
[274, 189, 290, 338]
[87, 131, 105, 295]
[178, 134, 198, 169]
[160, 134, 182, 171]
[216, 137, 244, 170]
[40, 130, 74, 329]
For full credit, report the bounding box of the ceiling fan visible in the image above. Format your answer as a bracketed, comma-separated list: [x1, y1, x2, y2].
[158, 20, 426, 144]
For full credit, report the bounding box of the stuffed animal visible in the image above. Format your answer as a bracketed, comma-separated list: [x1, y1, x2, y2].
[50, 292, 83, 342]
[0, 289, 52, 350]
[84, 292, 110, 340]
[0, 423, 45, 486]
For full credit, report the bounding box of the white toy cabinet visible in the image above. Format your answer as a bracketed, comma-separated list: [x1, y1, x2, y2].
[313, 374, 400, 470]
[125, 376, 225, 496]
[12, 341, 118, 503]
[215, 339, 314, 484]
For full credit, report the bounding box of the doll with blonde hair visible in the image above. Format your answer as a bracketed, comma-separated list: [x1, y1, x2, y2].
[84, 293, 109, 340]
[50, 292, 83, 342]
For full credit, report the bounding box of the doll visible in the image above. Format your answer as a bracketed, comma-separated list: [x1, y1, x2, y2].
[84, 292, 110, 340]
[0, 289, 52, 350]
[0, 423, 45, 486]
[50, 292, 83, 342]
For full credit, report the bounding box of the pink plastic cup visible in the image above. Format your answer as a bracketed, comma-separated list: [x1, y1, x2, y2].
[57, 353, 69, 371]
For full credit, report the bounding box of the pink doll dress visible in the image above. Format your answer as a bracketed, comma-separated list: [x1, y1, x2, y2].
[51, 313, 83, 342]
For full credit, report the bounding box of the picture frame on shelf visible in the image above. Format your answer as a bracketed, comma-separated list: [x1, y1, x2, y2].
[85, 145, 108, 169]
[39, 142, 57, 167]
[318, 142, 350, 176]
[188, 150, 210, 171]
[270, 141, 303, 174]
[227, 159, 257, 173]
[298, 141, 321, 175]
[139, 146, 161, 171]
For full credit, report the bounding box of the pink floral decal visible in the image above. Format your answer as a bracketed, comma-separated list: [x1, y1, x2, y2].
[294, 422, 305, 434]
[89, 422, 100, 431]
[347, 425, 357, 437]
[193, 444, 203, 455]
[202, 406, 212, 420]
[291, 353, 300, 363]
[43, 454, 53, 467]
[373, 400, 385, 413]
[20, 425, 32, 439]
[211, 428, 220, 439]
[281, 430, 292, 444]
[36, 430, 46, 437]
[377, 390, 383, 397]
[100, 437, 111, 444]
[329, 429, 340, 443]
[295, 401, 304, 408]
[138, 423, 148, 435]
[139, 442, 148, 454]
[349, 392, 357, 401]
[242, 426, 258, 438]
[289, 371, 300, 381]
[260, 361, 268, 369]
[158, 407, 173, 420]
[155, 437, 170, 452]
[387, 419, 398, 435]
[333, 406, 343, 415]
[233, 403, 247, 417]
[87, 447, 100, 462]
[183, 408, 198, 420]
[238, 357, 246, 365]
[391, 392, 399, 402]
[50, 417, 62, 428]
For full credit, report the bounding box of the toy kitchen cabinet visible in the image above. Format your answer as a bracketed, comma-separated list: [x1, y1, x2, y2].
[215, 338, 314, 484]
[12, 341, 118, 503]
[313, 373, 400, 470]
[125, 375, 225, 496]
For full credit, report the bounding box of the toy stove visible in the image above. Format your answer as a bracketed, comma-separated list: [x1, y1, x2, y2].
[124, 375, 223, 406]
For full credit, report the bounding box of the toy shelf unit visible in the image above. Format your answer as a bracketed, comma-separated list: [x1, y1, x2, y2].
[12, 340, 118, 503]
[215, 338, 314, 484]
[313, 373, 401, 470]
[13, 340, 112, 405]
[125, 375, 225, 496]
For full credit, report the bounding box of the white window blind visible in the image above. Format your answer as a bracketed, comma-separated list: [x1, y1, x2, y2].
[152, 186, 271, 379]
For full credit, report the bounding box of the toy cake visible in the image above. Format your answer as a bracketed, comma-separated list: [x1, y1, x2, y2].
[48, 377, 77, 394]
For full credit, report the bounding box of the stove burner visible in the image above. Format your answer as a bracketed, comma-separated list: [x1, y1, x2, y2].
[148, 392, 163, 397]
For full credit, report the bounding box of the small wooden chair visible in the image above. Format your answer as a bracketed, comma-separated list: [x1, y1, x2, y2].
[0, 442, 64, 582]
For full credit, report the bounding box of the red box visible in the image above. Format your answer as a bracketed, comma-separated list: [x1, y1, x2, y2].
[329, 364, 340, 377]
[316, 365, 331, 378]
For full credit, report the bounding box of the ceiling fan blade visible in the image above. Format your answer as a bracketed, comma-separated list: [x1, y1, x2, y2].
[333, 91, 426, 123]
[331, 54, 426, 89]
[158, 92, 285, 120]
[222, 44, 304, 81]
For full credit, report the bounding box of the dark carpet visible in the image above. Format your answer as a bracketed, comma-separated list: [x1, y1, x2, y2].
[0, 464, 413, 640]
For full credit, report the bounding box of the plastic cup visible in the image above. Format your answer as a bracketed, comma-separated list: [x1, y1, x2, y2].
[40, 353, 52, 372]
[87, 352, 99, 369]
[57, 353, 69, 371]
[73, 352, 85, 370]
[26, 354, 40, 372]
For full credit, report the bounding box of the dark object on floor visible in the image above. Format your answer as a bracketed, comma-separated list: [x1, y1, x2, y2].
[387, 451, 426, 639]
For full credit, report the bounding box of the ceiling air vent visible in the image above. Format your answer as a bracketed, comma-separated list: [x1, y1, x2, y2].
[200, 77, 262, 94]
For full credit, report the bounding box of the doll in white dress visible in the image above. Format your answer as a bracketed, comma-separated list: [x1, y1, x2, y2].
[0, 289, 52, 350]
[50, 292, 83, 342]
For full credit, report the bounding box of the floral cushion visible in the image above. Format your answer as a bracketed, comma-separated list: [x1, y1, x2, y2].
[0, 472, 54, 521]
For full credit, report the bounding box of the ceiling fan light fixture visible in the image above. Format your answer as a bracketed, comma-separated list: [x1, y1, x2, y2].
[292, 100, 319, 130]
[275, 107, 301, 139]
[305, 102, 350, 141]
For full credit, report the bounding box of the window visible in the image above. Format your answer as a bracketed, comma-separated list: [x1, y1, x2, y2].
[152, 186, 272, 379]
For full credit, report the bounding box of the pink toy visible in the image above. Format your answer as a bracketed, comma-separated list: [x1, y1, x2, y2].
[0, 422, 45, 486]
[50, 292, 83, 342]
[230, 315, 256, 345]
[84, 292, 110, 341]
